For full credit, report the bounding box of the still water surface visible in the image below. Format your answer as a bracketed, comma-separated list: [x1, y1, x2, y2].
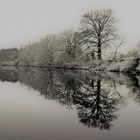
[0, 67, 140, 140]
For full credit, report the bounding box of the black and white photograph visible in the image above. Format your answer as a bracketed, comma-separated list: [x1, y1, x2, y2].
[0, 0, 140, 140]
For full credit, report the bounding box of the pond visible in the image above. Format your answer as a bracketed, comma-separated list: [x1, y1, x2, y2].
[0, 66, 140, 140]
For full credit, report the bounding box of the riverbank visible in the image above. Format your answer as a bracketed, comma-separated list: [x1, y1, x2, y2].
[0, 58, 140, 73]
[91, 58, 140, 73]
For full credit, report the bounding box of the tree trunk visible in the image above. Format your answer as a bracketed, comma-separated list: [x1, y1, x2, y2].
[72, 50, 75, 59]
[91, 50, 95, 59]
[97, 46, 101, 60]
[97, 37, 102, 60]
[96, 80, 101, 115]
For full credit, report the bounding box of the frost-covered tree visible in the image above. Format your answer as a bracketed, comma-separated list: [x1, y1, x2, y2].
[18, 35, 58, 66]
[58, 30, 83, 62]
[80, 9, 118, 60]
[127, 42, 140, 58]
[40, 35, 58, 65]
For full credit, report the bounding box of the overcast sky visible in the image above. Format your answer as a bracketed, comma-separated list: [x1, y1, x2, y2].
[0, 0, 139, 52]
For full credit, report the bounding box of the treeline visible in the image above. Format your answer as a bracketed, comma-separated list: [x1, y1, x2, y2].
[0, 48, 19, 65]
[0, 8, 139, 67]
[0, 9, 123, 67]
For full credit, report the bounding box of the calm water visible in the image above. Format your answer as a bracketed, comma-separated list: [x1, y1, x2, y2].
[0, 67, 140, 140]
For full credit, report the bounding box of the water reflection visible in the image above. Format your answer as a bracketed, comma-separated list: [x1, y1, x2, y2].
[0, 66, 140, 130]
[75, 79, 121, 129]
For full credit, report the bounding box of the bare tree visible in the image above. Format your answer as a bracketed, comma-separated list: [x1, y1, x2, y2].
[58, 30, 83, 62]
[113, 37, 126, 61]
[80, 9, 118, 60]
[40, 35, 58, 65]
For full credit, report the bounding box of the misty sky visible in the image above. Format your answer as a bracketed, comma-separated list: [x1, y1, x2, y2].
[0, 0, 139, 52]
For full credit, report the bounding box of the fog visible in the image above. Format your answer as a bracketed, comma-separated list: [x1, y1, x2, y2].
[0, 0, 139, 52]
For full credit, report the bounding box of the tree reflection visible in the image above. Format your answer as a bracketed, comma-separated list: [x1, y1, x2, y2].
[0, 67, 18, 82]
[128, 76, 140, 104]
[0, 67, 127, 130]
[72, 79, 119, 130]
